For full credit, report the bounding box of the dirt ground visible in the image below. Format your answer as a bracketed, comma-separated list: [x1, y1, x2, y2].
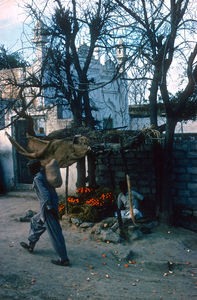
[0, 192, 197, 300]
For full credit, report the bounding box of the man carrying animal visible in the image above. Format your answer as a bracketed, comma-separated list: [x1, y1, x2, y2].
[20, 159, 70, 267]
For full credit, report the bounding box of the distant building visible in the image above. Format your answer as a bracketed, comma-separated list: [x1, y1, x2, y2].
[129, 104, 197, 133]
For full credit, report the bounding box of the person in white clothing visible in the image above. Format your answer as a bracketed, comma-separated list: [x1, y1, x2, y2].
[117, 180, 144, 220]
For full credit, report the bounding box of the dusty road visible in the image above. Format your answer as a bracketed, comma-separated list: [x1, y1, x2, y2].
[0, 192, 197, 300]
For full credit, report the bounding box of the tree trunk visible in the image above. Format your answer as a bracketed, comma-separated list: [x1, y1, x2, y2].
[76, 157, 86, 189]
[159, 117, 177, 224]
[71, 96, 83, 127]
[149, 67, 160, 127]
[83, 90, 96, 128]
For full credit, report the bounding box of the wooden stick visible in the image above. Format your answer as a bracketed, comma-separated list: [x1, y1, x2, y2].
[126, 174, 136, 225]
[65, 166, 69, 214]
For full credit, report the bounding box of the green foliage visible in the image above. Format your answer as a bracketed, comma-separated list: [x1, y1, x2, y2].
[171, 90, 197, 122]
[0, 45, 28, 70]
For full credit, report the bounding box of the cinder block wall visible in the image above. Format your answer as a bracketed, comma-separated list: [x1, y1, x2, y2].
[172, 134, 197, 210]
[95, 134, 197, 214]
[95, 143, 157, 215]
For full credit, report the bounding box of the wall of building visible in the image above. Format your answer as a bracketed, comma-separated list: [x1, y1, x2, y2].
[130, 116, 165, 131]
[0, 129, 14, 190]
[57, 165, 78, 196]
[45, 107, 72, 135]
[130, 115, 197, 133]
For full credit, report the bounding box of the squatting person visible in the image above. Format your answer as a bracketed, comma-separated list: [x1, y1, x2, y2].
[117, 180, 144, 220]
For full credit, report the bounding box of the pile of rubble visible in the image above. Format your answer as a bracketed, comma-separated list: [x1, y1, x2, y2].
[62, 215, 158, 244]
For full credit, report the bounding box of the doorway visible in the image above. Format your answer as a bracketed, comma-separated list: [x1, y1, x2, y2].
[13, 119, 32, 184]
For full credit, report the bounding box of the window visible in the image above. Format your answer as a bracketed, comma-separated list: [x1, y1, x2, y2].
[33, 117, 46, 136]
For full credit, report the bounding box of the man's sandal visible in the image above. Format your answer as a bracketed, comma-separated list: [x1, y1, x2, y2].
[51, 259, 70, 267]
[20, 242, 34, 253]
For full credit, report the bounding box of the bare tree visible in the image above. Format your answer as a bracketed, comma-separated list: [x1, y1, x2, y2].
[114, 0, 197, 222]
[18, 0, 120, 128]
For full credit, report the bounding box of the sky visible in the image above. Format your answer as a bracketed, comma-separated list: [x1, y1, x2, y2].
[0, 0, 25, 51]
